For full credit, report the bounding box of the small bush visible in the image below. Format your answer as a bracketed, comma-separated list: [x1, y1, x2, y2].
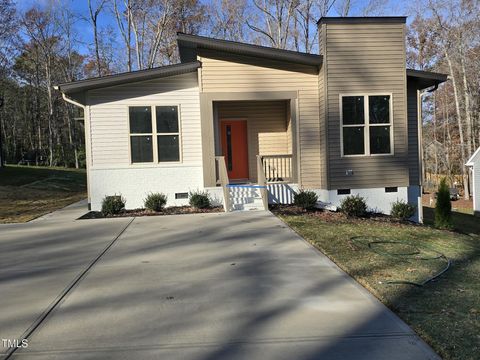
[435, 178, 452, 229]
[101, 195, 126, 215]
[144, 192, 167, 212]
[189, 190, 211, 209]
[294, 190, 318, 210]
[390, 200, 416, 221]
[339, 194, 368, 217]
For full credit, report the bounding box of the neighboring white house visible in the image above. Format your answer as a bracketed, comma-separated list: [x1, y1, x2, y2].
[55, 18, 448, 221]
[466, 146, 480, 216]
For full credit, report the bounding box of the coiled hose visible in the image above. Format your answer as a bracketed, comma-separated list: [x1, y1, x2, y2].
[350, 236, 451, 287]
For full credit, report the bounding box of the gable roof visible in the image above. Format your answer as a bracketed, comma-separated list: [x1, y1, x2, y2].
[467, 147, 480, 166]
[407, 69, 448, 89]
[55, 61, 201, 95]
[177, 33, 323, 69]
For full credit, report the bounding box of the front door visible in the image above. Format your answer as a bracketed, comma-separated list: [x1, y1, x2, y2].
[220, 120, 249, 180]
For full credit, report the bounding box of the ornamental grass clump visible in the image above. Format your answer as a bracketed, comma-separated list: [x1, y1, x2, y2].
[144, 192, 167, 212]
[101, 195, 126, 216]
[293, 190, 318, 210]
[339, 194, 368, 217]
[189, 190, 211, 209]
[390, 200, 416, 221]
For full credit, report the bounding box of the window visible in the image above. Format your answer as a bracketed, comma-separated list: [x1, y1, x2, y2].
[341, 95, 392, 156]
[128, 105, 180, 163]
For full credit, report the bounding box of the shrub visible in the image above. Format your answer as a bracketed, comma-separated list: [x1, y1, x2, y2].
[339, 194, 368, 217]
[294, 190, 318, 210]
[435, 178, 453, 229]
[101, 195, 126, 215]
[189, 190, 211, 209]
[144, 192, 167, 212]
[390, 200, 416, 221]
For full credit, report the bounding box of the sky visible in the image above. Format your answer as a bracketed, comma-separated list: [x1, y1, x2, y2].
[14, 0, 418, 56]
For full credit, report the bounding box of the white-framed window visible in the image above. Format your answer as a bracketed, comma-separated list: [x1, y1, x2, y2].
[128, 105, 181, 164]
[340, 94, 393, 157]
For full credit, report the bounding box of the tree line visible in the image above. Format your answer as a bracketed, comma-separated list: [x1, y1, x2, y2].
[0, 0, 478, 197]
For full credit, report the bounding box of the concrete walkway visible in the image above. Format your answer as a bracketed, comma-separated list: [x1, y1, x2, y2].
[0, 205, 439, 359]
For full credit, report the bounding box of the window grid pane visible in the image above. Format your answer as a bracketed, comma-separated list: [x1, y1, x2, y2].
[130, 135, 153, 163]
[369, 95, 390, 124]
[370, 126, 391, 154]
[158, 135, 180, 162]
[129, 106, 152, 133]
[156, 106, 179, 133]
[343, 127, 365, 155]
[342, 96, 365, 125]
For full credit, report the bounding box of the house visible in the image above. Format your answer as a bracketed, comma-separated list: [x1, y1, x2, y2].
[466, 147, 480, 216]
[55, 16, 447, 221]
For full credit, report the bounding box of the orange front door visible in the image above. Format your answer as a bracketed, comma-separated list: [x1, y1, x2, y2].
[220, 120, 249, 180]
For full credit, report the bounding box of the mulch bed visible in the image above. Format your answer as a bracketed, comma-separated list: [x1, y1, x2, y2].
[78, 206, 224, 219]
[270, 204, 416, 226]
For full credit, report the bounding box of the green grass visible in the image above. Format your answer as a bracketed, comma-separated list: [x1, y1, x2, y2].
[423, 206, 479, 235]
[273, 208, 480, 360]
[0, 165, 86, 223]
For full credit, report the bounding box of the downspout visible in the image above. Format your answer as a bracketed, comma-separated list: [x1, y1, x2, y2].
[56, 87, 91, 210]
[417, 81, 439, 223]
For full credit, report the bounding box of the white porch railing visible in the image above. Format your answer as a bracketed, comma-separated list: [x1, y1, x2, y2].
[256, 155, 269, 210]
[215, 156, 231, 212]
[260, 154, 293, 183]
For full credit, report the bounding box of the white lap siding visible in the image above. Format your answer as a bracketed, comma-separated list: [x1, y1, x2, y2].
[86, 73, 203, 210]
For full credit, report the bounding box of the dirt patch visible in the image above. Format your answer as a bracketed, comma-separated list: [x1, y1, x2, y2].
[79, 206, 224, 219]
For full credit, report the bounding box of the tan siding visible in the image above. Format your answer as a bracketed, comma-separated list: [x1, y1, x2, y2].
[86, 73, 201, 168]
[325, 22, 408, 189]
[200, 56, 321, 187]
[216, 101, 289, 181]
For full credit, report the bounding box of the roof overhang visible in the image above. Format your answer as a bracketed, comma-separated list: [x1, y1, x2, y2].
[466, 147, 480, 166]
[177, 33, 322, 73]
[407, 69, 448, 90]
[55, 61, 202, 96]
[317, 16, 407, 25]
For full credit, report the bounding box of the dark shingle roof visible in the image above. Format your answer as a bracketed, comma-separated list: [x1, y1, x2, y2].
[55, 61, 201, 94]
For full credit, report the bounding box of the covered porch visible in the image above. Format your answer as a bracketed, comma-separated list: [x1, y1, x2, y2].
[213, 100, 295, 185]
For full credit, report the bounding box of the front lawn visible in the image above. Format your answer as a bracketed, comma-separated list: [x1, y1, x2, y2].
[273, 207, 480, 360]
[0, 165, 86, 223]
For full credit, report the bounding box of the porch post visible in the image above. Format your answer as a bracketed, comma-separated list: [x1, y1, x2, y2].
[290, 98, 300, 184]
[200, 94, 216, 187]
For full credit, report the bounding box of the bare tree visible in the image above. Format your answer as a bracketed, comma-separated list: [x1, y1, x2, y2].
[246, 0, 298, 49]
[88, 0, 108, 76]
[208, 0, 248, 42]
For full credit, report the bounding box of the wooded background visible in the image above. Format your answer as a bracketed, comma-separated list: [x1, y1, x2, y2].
[0, 0, 478, 198]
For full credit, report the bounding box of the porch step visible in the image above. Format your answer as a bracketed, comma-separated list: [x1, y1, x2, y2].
[226, 184, 266, 212]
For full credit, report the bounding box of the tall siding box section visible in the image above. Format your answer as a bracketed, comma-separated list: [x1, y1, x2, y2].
[319, 17, 416, 218]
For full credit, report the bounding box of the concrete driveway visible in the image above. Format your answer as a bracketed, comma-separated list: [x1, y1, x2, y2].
[1, 205, 439, 360]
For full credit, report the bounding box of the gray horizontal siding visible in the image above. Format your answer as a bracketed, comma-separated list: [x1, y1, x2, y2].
[325, 22, 409, 189]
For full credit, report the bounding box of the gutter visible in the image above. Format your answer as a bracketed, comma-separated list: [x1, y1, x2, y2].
[56, 88, 86, 111]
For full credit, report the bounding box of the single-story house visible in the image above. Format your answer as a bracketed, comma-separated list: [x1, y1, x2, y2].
[55, 16, 447, 222]
[466, 147, 480, 216]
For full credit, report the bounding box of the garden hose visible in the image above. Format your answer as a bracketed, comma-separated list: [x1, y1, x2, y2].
[350, 236, 451, 287]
